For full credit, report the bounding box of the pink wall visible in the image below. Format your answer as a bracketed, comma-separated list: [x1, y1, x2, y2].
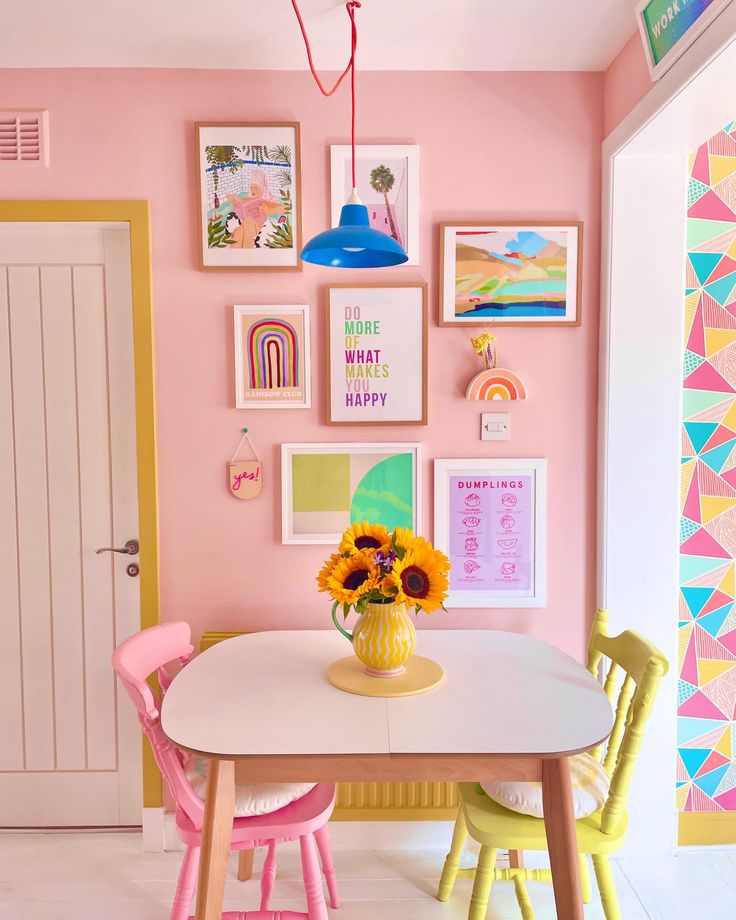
[0, 68, 603, 660]
[604, 31, 653, 137]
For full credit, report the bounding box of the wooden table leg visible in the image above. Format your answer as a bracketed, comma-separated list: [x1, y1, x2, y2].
[195, 757, 235, 920]
[237, 848, 254, 881]
[542, 756, 583, 920]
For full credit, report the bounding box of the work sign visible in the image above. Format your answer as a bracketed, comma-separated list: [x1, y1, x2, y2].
[636, 0, 729, 79]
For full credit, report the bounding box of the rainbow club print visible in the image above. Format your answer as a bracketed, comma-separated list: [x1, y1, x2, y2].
[439, 222, 583, 326]
[234, 305, 311, 409]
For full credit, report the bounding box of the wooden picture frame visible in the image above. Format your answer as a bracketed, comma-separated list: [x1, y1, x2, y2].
[439, 221, 583, 327]
[434, 458, 547, 608]
[282, 442, 422, 544]
[330, 145, 420, 265]
[196, 122, 302, 271]
[233, 304, 311, 409]
[325, 283, 428, 426]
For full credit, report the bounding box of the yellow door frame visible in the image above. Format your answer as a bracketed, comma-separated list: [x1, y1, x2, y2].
[0, 200, 162, 811]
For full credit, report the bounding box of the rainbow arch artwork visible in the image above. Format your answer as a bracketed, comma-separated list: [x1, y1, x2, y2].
[248, 318, 300, 389]
[236, 305, 309, 409]
[465, 367, 527, 401]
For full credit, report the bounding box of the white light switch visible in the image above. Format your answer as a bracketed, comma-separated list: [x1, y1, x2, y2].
[481, 412, 510, 441]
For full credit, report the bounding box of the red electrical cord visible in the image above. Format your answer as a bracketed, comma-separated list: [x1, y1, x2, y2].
[290, 0, 361, 188]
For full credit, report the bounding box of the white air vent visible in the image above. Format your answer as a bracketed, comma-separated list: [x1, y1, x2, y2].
[0, 110, 48, 165]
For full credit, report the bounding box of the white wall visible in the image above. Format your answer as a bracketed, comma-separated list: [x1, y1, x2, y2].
[599, 8, 736, 855]
[601, 153, 685, 855]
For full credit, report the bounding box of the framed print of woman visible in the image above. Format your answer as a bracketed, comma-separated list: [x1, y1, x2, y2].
[224, 167, 286, 249]
[197, 122, 302, 270]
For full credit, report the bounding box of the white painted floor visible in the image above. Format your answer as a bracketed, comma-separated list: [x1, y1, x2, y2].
[0, 832, 735, 919]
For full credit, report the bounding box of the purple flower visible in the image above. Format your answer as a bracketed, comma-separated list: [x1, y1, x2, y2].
[375, 550, 397, 570]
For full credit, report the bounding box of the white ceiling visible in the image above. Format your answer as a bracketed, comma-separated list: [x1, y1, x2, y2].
[2, 0, 636, 71]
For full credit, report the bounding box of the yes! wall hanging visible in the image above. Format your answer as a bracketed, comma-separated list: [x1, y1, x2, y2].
[465, 333, 527, 401]
[228, 428, 262, 500]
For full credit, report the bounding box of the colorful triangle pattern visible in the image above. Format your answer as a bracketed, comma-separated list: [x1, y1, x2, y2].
[680, 121, 736, 816]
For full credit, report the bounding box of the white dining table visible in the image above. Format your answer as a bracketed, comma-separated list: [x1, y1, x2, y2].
[162, 629, 613, 920]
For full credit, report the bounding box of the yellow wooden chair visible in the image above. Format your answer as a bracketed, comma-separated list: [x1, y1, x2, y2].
[437, 610, 669, 920]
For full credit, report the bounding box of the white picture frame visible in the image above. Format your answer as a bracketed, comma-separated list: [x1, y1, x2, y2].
[434, 458, 547, 608]
[233, 304, 311, 409]
[282, 442, 422, 545]
[330, 144, 420, 265]
[635, 0, 732, 80]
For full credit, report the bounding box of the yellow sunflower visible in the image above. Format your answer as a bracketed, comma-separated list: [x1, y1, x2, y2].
[393, 527, 431, 554]
[316, 553, 342, 593]
[386, 545, 450, 614]
[325, 550, 380, 605]
[339, 521, 391, 555]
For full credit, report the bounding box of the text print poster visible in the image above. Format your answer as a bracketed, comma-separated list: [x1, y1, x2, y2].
[449, 475, 533, 595]
[328, 285, 427, 424]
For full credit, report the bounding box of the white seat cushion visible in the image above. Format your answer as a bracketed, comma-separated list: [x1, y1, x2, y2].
[185, 756, 316, 817]
[480, 752, 610, 820]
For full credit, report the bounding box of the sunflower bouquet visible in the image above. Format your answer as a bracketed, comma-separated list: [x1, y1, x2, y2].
[317, 522, 450, 625]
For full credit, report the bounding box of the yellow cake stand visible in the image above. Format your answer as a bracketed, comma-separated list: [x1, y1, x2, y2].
[326, 655, 445, 698]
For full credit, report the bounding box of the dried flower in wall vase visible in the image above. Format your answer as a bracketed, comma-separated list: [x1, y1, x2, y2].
[466, 332, 527, 400]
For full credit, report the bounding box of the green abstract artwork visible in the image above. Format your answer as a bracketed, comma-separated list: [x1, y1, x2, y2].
[283, 445, 418, 543]
[350, 454, 413, 530]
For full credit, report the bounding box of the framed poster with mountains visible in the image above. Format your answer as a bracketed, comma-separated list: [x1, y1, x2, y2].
[439, 222, 583, 326]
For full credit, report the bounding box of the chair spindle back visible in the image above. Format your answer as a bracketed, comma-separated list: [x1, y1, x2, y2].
[112, 621, 205, 828]
[586, 609, 669, 835]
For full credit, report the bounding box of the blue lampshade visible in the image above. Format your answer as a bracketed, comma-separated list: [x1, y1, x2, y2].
[301, 196, 408, 268]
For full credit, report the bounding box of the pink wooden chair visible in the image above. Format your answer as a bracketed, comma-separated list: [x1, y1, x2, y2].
[113, 621, 340, 920]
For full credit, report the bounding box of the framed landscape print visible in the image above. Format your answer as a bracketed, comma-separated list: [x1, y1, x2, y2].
[326, 284, 427, 426]
[197, 122, 301, 270]
[440, 222, 582, 326]
[330, 145, 420, 264]
[282, 442, 421, 544]
[434, 458, 547, 607]
[234, 305, 311, 409]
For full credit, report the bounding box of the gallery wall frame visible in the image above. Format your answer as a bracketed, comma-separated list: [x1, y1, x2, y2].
[282, 442, 422, 545]
[330, 144, 420, 265]
[325, 283, 428, 426]
[197, 122, 302, 270]
[635, 0, 733, 80]
[233, 304, 311, 409]
[434, 458, 547, 608]
[439, 221, 583, 327]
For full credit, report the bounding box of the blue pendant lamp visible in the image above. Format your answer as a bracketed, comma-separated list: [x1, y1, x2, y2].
[291, 0, 408, 268]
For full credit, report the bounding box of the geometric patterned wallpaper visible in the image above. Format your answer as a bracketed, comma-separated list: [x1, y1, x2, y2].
[678, 119, 736, 814]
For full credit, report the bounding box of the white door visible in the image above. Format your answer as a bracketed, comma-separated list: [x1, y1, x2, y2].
[0, 222, 142, 826]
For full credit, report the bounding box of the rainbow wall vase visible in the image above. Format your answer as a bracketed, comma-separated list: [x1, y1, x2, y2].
[466, 367, 528, 400]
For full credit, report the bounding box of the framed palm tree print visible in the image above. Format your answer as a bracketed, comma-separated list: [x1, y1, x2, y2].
[330, 145, 419, 265]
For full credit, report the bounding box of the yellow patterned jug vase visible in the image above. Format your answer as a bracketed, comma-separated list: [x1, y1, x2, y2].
[351, 600, 417, 677]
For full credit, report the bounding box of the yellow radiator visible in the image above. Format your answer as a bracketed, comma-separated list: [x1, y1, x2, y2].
[199, 631, 457, 821]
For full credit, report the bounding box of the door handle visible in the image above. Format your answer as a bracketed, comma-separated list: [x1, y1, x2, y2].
[95, 539, 139, 556]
